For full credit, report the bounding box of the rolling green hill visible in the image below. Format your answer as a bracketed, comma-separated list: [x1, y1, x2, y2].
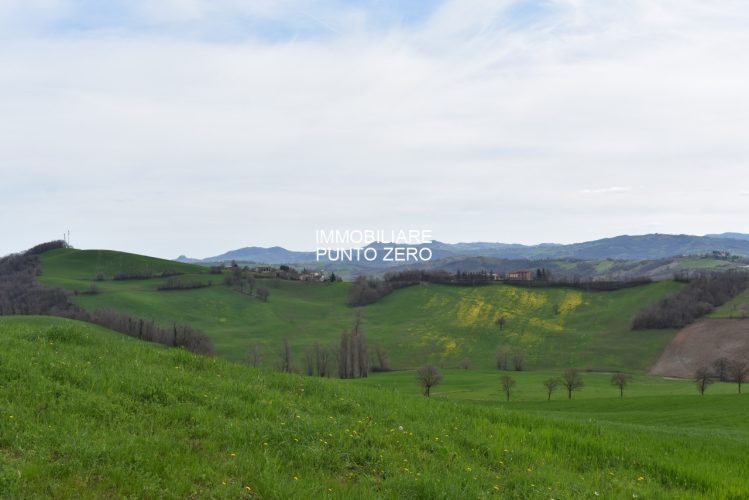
[40, 248, 205, 289]
[38, 248, 682, 372]
[1, 316, 748, 498]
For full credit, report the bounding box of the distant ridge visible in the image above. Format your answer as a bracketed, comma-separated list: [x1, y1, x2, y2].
[176, 233, 749, 266]
[704, 232, 749, 241]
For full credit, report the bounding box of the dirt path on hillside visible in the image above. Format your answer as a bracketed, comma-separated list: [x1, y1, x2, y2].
[650, 319, 749, 378]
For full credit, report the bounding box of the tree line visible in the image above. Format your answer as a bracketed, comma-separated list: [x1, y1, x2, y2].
[632, 271, 749, 329]
[348, 269, 654, 307]
[81, 309, 214, 355]
[157, 278, 213, 291]
[416, 366, 595, 400]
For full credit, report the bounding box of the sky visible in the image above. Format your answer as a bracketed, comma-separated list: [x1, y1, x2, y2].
[1, 0, 749, 259]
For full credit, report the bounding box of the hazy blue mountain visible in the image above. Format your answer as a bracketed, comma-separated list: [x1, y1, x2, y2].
[176, 233, 749, 266]
[177, 246, 316, 264]
[705, 232, 749, 241]
[538, 234, 749, 260]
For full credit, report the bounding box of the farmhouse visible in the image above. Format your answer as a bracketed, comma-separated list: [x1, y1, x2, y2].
[506, 269, 534, 281]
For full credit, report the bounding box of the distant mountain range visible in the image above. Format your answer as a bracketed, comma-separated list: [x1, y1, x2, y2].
[705, 232, 749, 242]
[177, 233, 749, 266]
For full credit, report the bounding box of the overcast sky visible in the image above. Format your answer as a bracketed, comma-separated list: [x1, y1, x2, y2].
[2, 0, 748, 258]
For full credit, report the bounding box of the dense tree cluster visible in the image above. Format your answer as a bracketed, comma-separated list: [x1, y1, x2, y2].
[24, 240, 69, 256]
[632, 271, 749, 329]
[347, 276, 393, 306]
[0, 253, 71, 315]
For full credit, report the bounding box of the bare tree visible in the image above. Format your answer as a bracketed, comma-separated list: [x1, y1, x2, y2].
[610, 372, 630, 398]
[495, 345, 511, 370]
[729, 360, 749, 393]
[278, 337, 292, 373]
[245, 343, 262, 368]
[256, 287, 270, 302]
[458, 357, 472, 370]
[316, 343, 333, 377]
[339, 313, 369, 379]
[373, 346, 391, 372]
[543, 377, 560, 401]
[512, 349, 526, 371]
[500, 375, 516, 401]
[694, 366, 714, 396]
[713, 357, 731, 381]
[417, 365, 442, 397]
[304, 346, 315, 376]
[495, 315, 507, 330]
[561, 368, 584, 400]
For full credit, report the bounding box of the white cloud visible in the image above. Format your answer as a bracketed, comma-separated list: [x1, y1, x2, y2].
[580, 187, 633, 195]
[1, 0, 749, 257]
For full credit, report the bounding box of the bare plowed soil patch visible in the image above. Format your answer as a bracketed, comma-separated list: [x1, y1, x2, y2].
[650, 319, 749, 378]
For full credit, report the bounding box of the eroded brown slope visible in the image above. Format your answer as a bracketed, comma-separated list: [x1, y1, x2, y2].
[650, 319, 749, 378]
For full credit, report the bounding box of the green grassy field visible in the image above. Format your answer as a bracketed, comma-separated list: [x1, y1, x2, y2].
[38, 248, 682, 372]
[2, 316, 748, 498]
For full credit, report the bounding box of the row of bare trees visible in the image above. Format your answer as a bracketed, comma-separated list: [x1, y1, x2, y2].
[694, 358, 749, 395]
[254, 314, 391, 378]
[418, 367, 632, 401]
[495, 345, 527, 371]
[84, 309, 214, 355]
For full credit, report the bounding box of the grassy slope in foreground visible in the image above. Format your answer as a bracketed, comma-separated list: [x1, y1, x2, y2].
[1, 317, 748, 498]
[39, 248, 681, 372]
